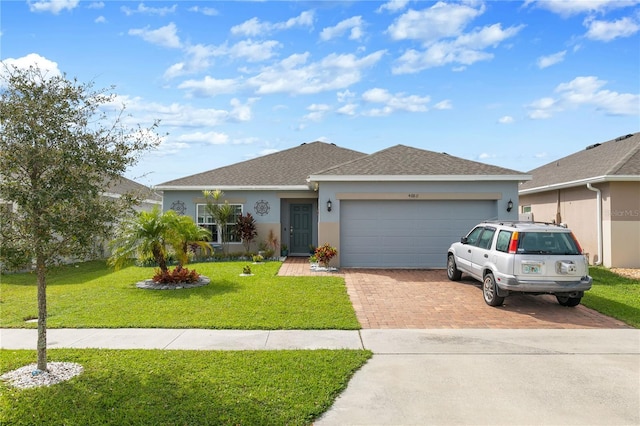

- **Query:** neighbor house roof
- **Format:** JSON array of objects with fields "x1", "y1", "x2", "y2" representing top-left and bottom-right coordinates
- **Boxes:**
[
  {"x1": 310, "y1": 145, "x2": 529, "y2": 182},
  {"x1": 155, "y1": 141, "x2": 366, "y2": 190},
  {"x1": 105, "y1": 177, "x2": 162, "y2": 203},
  {"x1": 519, "y1": 133, "x2": 640, "y2": 194}
]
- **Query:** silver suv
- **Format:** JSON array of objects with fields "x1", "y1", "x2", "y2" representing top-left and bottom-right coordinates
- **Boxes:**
[{"x1": 447, "y1": 221, "x2": 592, "y2": 307}]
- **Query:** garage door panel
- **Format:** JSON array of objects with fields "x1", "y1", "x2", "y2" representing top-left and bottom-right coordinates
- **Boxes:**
[{"x1": 340, "y1": 200, "x2": 495, "y2": 268}]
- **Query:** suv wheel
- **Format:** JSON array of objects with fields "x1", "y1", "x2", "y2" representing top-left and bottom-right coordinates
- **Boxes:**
[
  {"x1": 447, "y1": 255, "x2": 462, "y2": 281},
  {"x1": 556, "y1": 295, "x2": 581, "y2": 307},
  {"x1": 483, "y1": 273, "x2": 505, "y2": 306}
]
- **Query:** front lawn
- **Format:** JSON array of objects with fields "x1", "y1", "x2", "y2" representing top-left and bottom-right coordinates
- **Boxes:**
[
  {"x1": 0, "y1": 261, "x2": 360, "y2": 329},
  {"x1": 0, "y1": 348, "x2": 372, "y2": 425},
  {"x1": 583, "y1": 267, "x2": 640, "y2": 328}
]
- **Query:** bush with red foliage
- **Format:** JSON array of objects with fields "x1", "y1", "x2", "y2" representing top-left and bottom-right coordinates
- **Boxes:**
[{"x1": 153, "y1": 266, "x2": 201, "y2": 284}]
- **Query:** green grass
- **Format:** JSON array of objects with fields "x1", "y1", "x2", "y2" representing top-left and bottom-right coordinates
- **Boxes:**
[
  {"x1": 582, "y1": 267, "x2": 640, "y2": 328},
  {"x1": 0, "y1": 260, "x2": 360, "y2": 329},
  {"x1": 0, "y1": 348, "x2": 372, "y2": 425}
]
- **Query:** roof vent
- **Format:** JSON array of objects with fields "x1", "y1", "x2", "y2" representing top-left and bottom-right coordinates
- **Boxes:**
[
  {"x1": 615, "y1": 134, "x2": 633, "y2": 141},
  {"x1": 585, "y1": 143, "x2": 601, "y2": 150}
]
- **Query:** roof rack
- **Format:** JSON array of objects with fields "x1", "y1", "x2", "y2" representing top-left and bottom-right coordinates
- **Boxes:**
[{"x1": 481, "y1": 220, "x2": 566, "y2": 228}]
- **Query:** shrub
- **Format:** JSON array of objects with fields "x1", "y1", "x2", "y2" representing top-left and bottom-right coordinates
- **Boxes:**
[
  {"x1": 243, "y1": 265, "x2": 252, "y2": 275},
  {"x1": 315, "y1": 243, "x2": 338, "y2": 268},
  {"x1": 153, "y1": 266, "x2": 200, "y2": 284}
]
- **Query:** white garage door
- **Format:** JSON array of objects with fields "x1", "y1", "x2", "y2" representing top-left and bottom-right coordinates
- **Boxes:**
[{"x1": 340, "y1": 200, "x2": 496, "y2": 268}]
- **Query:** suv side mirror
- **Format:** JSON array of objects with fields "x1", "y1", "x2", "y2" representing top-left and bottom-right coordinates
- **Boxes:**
[{"x1": 461, "y1": 237, "x2": 468, "y2": 244}]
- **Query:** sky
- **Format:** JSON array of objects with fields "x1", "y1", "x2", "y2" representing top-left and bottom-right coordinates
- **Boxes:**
[{"x1": 2, "y1": 0, "x2": 639, "y2": 186}]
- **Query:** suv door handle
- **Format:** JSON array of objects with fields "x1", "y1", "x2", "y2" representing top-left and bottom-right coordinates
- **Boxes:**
[{"x1": 484, "y1": 254, "x2": 489, "y2": 258}]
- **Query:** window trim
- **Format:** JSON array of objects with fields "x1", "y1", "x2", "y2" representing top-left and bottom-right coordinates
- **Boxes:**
[{"x1": 195, "y1": 203, "x2": 243, "y2": 244}]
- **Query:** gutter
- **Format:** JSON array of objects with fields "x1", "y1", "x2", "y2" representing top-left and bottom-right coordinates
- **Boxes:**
[{"x1": 586, "y1": 183, "x2": 603, "y2": 266}]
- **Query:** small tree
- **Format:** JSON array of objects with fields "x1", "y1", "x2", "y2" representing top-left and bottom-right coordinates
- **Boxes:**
[
  {"x1": 315, "y1": 243, "x2": 338, "y2": 268},
  {"x1": 164, "y1": 210, "x2": 212, "y2": 267},
  {"x1": 234, "y1": 212, "x2": 258, "y2": 254},
  {"x1": 203, "y1": 189, "x2": 235, "y2": 254},
  {"x1": 0, "y1": 65, "x2": 160, "y2": 371}
]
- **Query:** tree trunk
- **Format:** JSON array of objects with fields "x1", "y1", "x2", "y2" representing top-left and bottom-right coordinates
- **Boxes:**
[{"x1": 36, "y1": 255, "x2": 47, "y2": 372}]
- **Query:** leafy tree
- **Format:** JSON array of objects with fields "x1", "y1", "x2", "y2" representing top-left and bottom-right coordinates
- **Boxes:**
[
  {"x1": 0, "y1": 65, "x2": 160, "y2": 371},
  {"x1": 234, "y1": 212, "x2": 258, "y2": 254}
]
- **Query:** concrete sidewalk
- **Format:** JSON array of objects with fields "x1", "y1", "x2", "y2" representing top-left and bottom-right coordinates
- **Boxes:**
[{"x1": 2, "y1": 328, "x2": 639, "y2": 425}]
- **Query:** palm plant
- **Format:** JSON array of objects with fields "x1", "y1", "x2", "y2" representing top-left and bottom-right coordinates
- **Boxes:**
[
  {"x1": 165, "y1": 211, "x2": 212, "y2": 267},
  {"x1": 203, "y1": 189, "x2": 235, "y2": 254},
  {"x1": 108, "y1": 206, "x2": 171, "y2": 273}
]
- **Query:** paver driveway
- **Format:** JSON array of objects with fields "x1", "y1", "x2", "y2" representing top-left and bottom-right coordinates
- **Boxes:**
[{"x1": 278, "y1": 257, "x2": 630, "y2": 329}]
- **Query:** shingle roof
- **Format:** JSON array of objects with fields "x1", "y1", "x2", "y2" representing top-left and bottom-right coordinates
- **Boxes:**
[
  {"x1": 105, "y1": 177, "x2": 161, "y2": 202},
  {"x1": 156, "y1": 141, "x2": 366, "y2": 188},
  {"x1": 313, "y1": 144, "x2": 526, "y2": 177},
  {"x1": 519, "y1": 132, "x2": 640, "y2": 192}
]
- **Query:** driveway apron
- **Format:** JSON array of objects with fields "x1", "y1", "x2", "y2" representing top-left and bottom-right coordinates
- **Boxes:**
[{"x1": 279, "y1": 257, "x2": 630, "y2": 329}]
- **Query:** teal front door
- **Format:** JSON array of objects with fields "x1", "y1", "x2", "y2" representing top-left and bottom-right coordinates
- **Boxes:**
[{"x1": 290, "y1": 204, "x2": 313, "y2": 254}]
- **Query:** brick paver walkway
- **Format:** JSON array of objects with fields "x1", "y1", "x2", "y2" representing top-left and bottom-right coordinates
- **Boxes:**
[{"x1": 278, "y1": 257, "x2": 631, "y2": 329}]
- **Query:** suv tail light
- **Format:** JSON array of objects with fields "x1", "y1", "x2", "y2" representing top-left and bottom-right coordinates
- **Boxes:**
[
  {"x1": 508, "y1": 231, "x2": 519, "y2": 254},
  {"x1": 570, "y1": 232, "x2": 584, "y2": 254}
]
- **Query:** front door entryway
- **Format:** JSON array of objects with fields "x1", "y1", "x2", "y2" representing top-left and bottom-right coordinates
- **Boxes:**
[{"x1": 290, "y1": 203, "x2": 312, "y2": 255}]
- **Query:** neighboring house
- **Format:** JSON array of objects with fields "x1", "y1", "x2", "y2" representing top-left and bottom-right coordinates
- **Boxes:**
[
  {"x1": 104, "y1": 176, "x2": 162, "y2": 213},
  {"x1": 519, "y1": 133, "x2": 640, "y2": 268},
  {"x1": 156, "y1": 141, "x2": 529, "y2": 268}
]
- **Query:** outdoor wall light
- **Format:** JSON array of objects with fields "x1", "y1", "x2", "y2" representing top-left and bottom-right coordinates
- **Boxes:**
[
  {"x1": 507, "y1": 199, "x2": 513, "y2": 212},
  {"x1": 327, "y1": 199, "x2": 332, "y2": 212}
]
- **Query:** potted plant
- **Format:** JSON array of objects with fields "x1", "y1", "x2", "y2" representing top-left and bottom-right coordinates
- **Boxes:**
[
  {"x1": 280, "y1": 243, "x2": 288, "y2": 257},
  {"x1": 315, "y1": 243, "x2": 338, "y2": 269},
  {"x1": 308, "y1": 254, "x2": 319, "y2": 270}
]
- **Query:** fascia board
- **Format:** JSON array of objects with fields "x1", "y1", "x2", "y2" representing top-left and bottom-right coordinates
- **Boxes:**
[
  {"x1": 518, "y1": 175, "x2": 640, "y2": 195},
  {"x1": 308, "y1": 174, "x2": 531, "y2": 182},
  {"x1": 153, "y1": 185, "x2": 311, "y2": 191}
]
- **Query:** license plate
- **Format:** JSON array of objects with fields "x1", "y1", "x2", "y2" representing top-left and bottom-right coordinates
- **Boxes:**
[{"x1": 522, "y1": 263, "x2": 541, "y2": 274}]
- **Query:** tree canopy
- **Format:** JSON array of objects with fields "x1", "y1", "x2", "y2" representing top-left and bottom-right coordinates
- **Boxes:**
[{"x1": 0, "y1": 65, "x2": 161, "y2": 370}]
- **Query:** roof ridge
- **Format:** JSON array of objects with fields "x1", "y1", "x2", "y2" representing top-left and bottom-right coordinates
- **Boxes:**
[{"x1": 606, "y1": 133, "x2": 640, "y2": 175}]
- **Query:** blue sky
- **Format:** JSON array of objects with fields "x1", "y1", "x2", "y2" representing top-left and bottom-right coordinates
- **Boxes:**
[{"x1": 3, "y1": 0, "x2": 639, "y2": 186}]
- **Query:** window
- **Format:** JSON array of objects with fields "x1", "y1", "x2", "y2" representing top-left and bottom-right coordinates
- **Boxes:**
[
  {"x1": 521, "y1": 205, "x2": 531, "y2": 213},
  {"x1": 465, "y1": 227, "x2": 484, "y2": 246},
  {"x1": 496, "y1": 230, "x2": 512, "y2": 253},
  {"x1": 517, "y1": 232, "x2": 580, "y2": 255},
  {"x1": 477, "y1": 227, "x2": 496, "y2": 250},
  {"x1": 196, "y1": 204, "x2": 243, "y2": 243}
]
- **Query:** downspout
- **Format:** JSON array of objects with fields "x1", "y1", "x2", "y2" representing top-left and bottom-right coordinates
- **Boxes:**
[{"x1": 586, "y1": 183, "x2": 603, "y2": 265}]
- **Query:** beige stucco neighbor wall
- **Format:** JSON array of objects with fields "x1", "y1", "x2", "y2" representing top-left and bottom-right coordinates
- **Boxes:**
[
  {"x1": 520, "y1": 181, "x2": 639, "y2": 268},
  {"x1": 608, "y1": 182, "x2": 640, "y2": 268}
]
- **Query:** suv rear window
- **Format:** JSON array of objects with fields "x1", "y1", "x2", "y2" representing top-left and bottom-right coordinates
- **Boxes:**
[{"x1": 517, "y1": 232, "x2": 581, "y2": 255}]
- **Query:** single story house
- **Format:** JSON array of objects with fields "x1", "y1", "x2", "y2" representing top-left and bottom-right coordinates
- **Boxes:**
[
  {"x1": 519, "y1": 132, "x2": 640, "y2": 268},
  {"x1": 155, "y1": 142, "x2": 530, "y2": 268}
]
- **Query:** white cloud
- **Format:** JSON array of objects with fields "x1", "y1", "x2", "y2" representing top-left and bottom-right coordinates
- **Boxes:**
[
  {"x1": 434, "y1": 100, "x2": 452, "y2": 110},
  {"x1": 176, "y1": 131, "x2": 229, "y2": 145},
  {"x1": 337, "y1": 89, "x2": 356, "y2": 103},
  {"x1": 336, "y1": 103, "x2": 358, "y2": 116},
  {"x1": 527, "y1": 76, "x2": 640, "y2": 118},
  {"x1": 247, "y1": 50, "x2": 385, "y2": 95},
  {"x1": 584, "y1": 16, "x2": 640, "y2": 41},
  {"x1": 303, "y1": 103, "x2": 331, "y2": 122},
  {"x1": 377, "y1": 0, "x2": 410, "y2": 13},
  {"x1": 88, "y1": 2, "x2": 104, "y2": 9},
  {"x1": 188, "y1": 6, "x2": 218, "y2": 16},
  {"x1": 320, "y1": 16, "x2": 365, "y2": 41},
  {"x1": 0, "y1": 53, "x2": 61, "y2": 80},
  {"x1": 229, "y1": 98, "x2": 258, "y2": 122},
  {"x1": 178, "y1": 76, "x2": 239, "y2": 97},
  {"x1": 478, "y1": 152, "x2": 496, "y2": 160},
  {"x1": 393, "y1": 23, "x2": 524, "y2": 73},
  {"x1": 95, "y1": 15, "x2": 106, "y2": 24},
  {"x1": 231, "y1": 11, "x2": 314, "y2": 36},
  {"x1": 387, "y1": 2, "x2": 485, "y2": 44},
  {"x1": 498, "y1": 115, "x2": 514, "y2": 124},
  {"x1": 362, "y1": 88, "x2": 430, "y2": 116},
  {"x1": 526, "y1": 0, "x2": 640, "y2": 17},
  {"x1": 121, "y1": 3, "x2": 177, "y2": 16},
  {"x1": 537, "y1": 50, "x2": 566, "y2": 68},
  {"x1": 228, "y1": 39, "x2": 282, "y2": 62},
  {"x1": 129, "y1": 23, "x2": 181, "y2": 48},
  {"x1": 28, "y1": 0, "x2": 79, "y2": 14}
]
